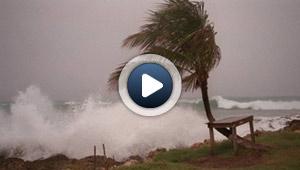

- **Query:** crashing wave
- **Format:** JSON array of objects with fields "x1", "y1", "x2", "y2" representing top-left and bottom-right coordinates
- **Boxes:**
[
  {"x1": 0, "y1": 86, "x2": 208, "y2": 160},
  {"x1": 0, "y1": 86, "x2": 299, "y2": 161}
]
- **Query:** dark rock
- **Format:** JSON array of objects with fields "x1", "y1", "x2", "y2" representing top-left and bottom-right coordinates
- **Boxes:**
[
  {"x1": 44, "y1": 154, "x2": 70, "y2": 161},
  {"x1": 203, "y1": 139, "x2": 210, "y2": 145},
  {"x1": 285, "y1": 120, "x2": 300, "y2": 131},
  {"x1": 81, "y1": 155, "x2": 120, "y2": 168},
  {"x1": 28, "y1": 154, "x2": 71, "y2": 170},
  {"x1": 0, "y1": 158, "x2": 26, "y2": 170},
  {"x1": 191, "y1": 142, "x2": 204, "y2": 149},
  {"x1": 147, "y1": 148, "x2": 167, "y2": 159},
  {"x1": 127, "y1": 155, "x2": 143, "y2": 163},
  {"x1": 122, "y1": 159, "x2": 139, "y2": 166}
]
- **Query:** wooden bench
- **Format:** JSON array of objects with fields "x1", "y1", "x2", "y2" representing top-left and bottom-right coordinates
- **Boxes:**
[{"x1": 207, "y1": 115, "x2": 255, "y2": 154}]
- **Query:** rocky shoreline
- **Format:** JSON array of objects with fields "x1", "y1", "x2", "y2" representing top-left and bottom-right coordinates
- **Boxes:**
[{"x1": 1, "y1": 120, "x2": 300, "y2": 170}]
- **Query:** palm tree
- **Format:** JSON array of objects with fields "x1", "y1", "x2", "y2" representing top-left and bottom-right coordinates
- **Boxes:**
[{"x1": 109, "y1": 0, "x2": 263, "y2": 149}]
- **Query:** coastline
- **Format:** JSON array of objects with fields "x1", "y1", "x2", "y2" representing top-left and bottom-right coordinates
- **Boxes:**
[{"x1": 1, "y1": 119, "x2": 300, "y2": 170}]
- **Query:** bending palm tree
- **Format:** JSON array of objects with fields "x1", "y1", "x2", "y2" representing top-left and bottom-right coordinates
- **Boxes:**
[
  {"x1": 109, "y1": 0, "x2": 263, "y2": 149},
  {"x1": 110, "y1": 0, "x2": 218, "y2": 122}
]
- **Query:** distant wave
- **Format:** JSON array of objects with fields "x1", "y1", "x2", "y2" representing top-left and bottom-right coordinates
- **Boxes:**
[
  {"x1": 179, "y1": 98, "x2": 202, "y2": 104},
  {"x1": 214, "y1": 96, "x2": 300, "y2": 110},
  {"x1": 179, "y1": 96, "x2": 300, "y2": 110}
]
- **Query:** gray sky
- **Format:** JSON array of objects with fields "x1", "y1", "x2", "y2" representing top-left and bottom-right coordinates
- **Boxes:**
[{"x1": 0, "y1": 0, "x2": 300, "y2": 101}]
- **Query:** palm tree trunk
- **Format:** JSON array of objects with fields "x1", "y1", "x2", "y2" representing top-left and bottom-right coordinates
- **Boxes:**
[
  {"x1": 200, "y1": 79, "x2": 231, "y2": 137},
  {"x1": 200, "y1": 79, "x2": 269, "y2": 151},
  {"x1": 200, "y1": 79, "x2": 215, "y2": 122}
]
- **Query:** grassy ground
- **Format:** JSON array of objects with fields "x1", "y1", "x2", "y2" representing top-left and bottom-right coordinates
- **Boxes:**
[{"x1": 116, "y1": 131, "x2": 300, "y2": 170}]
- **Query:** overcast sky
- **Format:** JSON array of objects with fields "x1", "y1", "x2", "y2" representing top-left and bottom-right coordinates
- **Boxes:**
[{"x1": 0, "y1": 0, "x2": 300, "y2": 101}]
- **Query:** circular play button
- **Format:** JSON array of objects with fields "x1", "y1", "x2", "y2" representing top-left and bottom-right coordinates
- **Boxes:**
[
  {"x1": 118, "y1": 54, "x2": 182, "y2": 116},
  {"x1": 127, "y1": 63, "x2": 173, "y2": 108}
]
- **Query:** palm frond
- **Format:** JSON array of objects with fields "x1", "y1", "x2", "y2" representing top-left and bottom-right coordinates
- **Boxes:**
[
  {"x1": 182, "y1": 72, "x2": 200, "y2": 91},
  {"x1": 110, "y1": 0, "x2": 221, "y2": 92},
  {"x1": 147, "y1": 46, "x2": 194, "y2": 72},
  {"x1": 108, "y1": 62, "x2": 127, "y2": 90}
]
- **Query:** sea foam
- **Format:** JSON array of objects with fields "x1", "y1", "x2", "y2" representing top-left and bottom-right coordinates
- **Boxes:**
[
  {"x1": 0, "y1": 86, "x2": 209, "y2": 160},
  {"x1": 214, "y1": 96, "x2": 300, "y2": 110},
  {"x1": 0, "y1": 86, "x2": 299, "y2": 161}
]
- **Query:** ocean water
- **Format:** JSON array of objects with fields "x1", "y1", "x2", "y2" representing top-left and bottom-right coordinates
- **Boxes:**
[{"x1": 0, "y1": 85, "x2": 299, "y2": 161}]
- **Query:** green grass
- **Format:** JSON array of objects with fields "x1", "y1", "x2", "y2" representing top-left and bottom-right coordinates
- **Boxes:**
[
  {"x1": 116, "y1": 162, "x2": 199, "y2": 170},
  {"x1": 153, "y1": 141, "x2": 233, "y2": 163},
  {"x1": 116, "y1": 131, "x2": 300, "y2": 170}
]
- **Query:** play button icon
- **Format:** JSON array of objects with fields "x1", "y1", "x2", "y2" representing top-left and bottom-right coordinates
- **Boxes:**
[
  {"x1": 118, "y1": 54, "x2": 182, "y2": 116},
  {"x1": 127, "y1": 63, "x2": 173, "y2": 108},
  {"x1": 142, "y1": 74, "x2": 163, "y2": 98}
]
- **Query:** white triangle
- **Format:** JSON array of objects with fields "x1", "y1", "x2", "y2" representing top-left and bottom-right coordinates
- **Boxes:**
[{"x1": 142, "y1": 74, "x2": 163, "y2": 98}]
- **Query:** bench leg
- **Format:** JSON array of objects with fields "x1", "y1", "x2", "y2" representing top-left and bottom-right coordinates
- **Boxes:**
[
  {"x1": 230, "y1": 128, "x2": 233, "y2": 144},
  {"x1": 232, "y1": 127, "x2": 238, "y2": 154},
  {"x1": 249, "y1": 121, "x2": 255, "y2": 143},
  {"x1": 209, "y1": 126, "x2": 215, "y2": 155}
]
